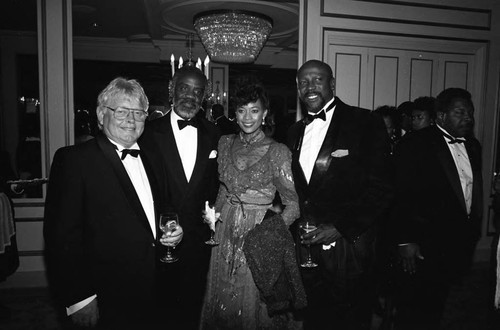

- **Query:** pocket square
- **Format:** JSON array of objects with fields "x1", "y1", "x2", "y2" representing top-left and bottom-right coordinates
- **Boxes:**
[
  {"x1": 209, "y1": 150, "x2": 217, "y2": 159},
  {"x1": 331, "y1": 149, "x2": 349, "y2": 158}
]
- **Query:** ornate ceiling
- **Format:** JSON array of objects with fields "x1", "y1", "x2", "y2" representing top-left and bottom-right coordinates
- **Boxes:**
[{"x1": 70, "y1": 0, "x2": 299, "y2": 51}]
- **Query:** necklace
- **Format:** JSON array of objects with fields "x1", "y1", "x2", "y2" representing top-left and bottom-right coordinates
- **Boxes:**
[{"x1": 239, "y1": 129, "x2": 265, "y2": 148}]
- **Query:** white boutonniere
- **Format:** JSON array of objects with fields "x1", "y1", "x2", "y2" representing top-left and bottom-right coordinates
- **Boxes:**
[
  {"x1": 331, "y1": 149, "x2": 349, "y2": 158},
  {"x1": 208, "y1": 150, "x2": 217, "y2": 159}
]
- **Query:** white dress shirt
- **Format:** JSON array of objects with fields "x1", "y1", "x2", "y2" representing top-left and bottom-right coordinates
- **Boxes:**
[
  {"x1": 67, "y1": 139, "x2": 156, "y2": 315},
  {"x1": 299, "y1": 97, "x2": 338, "y2": 250},
  {"x1": 170, "y1": 110, "x2": 198, "y2": 182},
  {"x1": 299, "y1": 97, "x2": 336, "y2": 183},
  {"x1": 436, "y1": 125, "x2": 473, "y2": 214}
]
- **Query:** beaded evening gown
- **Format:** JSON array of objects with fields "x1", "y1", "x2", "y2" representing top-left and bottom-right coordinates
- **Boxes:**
[{"x1": 200, "y1": 130, "x2": 300, "y2": 329}]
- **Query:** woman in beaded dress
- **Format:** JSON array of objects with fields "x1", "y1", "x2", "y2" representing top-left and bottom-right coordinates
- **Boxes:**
[{"x1": 200, "y1": 77, "x2": 301, "y2": 329}]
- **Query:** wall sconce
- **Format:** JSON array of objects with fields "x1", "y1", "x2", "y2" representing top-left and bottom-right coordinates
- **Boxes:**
[{"x1": 211, "y1": 81, "x2": 227, "y2": 105}]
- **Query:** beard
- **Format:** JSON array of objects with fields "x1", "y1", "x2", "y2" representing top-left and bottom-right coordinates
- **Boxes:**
[{"x1": 173, "y1": 98, "x2": 200, "y2": 119}]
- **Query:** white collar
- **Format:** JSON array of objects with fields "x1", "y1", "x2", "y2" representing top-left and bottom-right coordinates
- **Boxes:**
[
  {"x1": 107, "y1": 138, "x2": 139, "y2": 151},
  {"x1": 307, "y1": 97, "x2": 336, "y2": 116}
]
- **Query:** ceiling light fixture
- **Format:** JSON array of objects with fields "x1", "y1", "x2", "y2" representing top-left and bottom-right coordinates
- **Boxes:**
[{"x1": 193, "y1": 10, "x2": 273, "y2": 64}]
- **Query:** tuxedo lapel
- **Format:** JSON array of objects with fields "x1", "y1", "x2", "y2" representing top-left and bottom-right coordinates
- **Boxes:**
[
  {"x1": 96, "y1": 134, "x2": 154, "y2": 237},
  {"x1": 431, "y1": 127, "x2": 467, "y2": 213},
  {"x1": 154, "y1": 112, "x2": 189, "y2": 196},
  {"x1": 138, "y1": 150, "x2": 160, "y2": 233},
  {"x1": 186, "y1": 121, "x2": 211, "y2": 193},
  {"x1": 465, "y1": 139, "x2": 483, "y2": 218},
  {"x1": 308, "y1": 101, "x2": 343, "y2": 191}
]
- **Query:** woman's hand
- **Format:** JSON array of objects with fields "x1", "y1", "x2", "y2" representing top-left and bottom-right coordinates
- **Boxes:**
[
  {"x1": 203, "y1": 201, "x2": 221, "y2": 226},
  {"x1": 202, "y1": 210, "x2": 211, "y2": 225}
]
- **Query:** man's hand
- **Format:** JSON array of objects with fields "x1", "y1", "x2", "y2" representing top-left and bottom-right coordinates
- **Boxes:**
[
  {"x1": 398, "y1": 243, "x2": 424, "y2": 274},
  {"x1": 159, "y1": 224, "x2": 183, "y2": 246},
  {"x1": 70, "y1": 298, "x2": 99, "y2": 327},
  {"x1": 301, "y1": 223, "x2": 342, "y2": 246}
]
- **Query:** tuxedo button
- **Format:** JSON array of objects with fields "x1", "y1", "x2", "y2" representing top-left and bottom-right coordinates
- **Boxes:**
[
  {"x1": 304, "y1": 200, "x2": 309, "y2": 206},
  {"x1": 151, "y1": 243, "x2": 155, "y2": 247}
]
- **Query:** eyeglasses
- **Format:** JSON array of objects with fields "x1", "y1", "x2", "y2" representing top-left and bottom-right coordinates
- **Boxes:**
[{"x1": 104, "y1": 106, "x2": 148, "y2": 122}]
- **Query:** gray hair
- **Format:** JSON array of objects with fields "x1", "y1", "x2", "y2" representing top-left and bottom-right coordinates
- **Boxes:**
[{"x1": 97, "y1": 77, "x2": 149, "y2": 111}]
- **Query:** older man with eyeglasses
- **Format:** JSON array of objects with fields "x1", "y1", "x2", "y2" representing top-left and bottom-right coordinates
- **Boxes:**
[{"x1": 44, "y1": 77, "x2": 182, "y2": 329}]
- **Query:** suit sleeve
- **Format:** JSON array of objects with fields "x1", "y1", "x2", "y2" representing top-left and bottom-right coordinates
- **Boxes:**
[
  {"x1": 43, "y1": 148, "x2": 96, "y2": 307},
  {"x1": 390, "y1": 134, "x2": 426, "y2": 244}
]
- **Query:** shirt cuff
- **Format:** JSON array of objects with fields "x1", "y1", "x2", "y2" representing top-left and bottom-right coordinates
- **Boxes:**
[
  {"x1": 322, "y1": 242, "x2": 336, "y2": 250},
  {"x1": 66, "y1": 295, "x2": 97, "y2": 315}
]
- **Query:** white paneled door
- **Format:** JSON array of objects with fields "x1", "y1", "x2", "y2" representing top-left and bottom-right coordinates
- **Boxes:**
[{"x1": 324, "y1": 31, "x2": 486, "y2": 138}]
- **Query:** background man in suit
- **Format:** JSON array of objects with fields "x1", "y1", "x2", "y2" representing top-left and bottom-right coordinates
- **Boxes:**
[
  {"x1": 392, "y1": 88, "x2": 482, "y2": 328},
  {"x1": 211, "y1": 103, "x2": 239, "y2": 136},
  {"x1": 287, "y1": 60, "x2": 393, "y2": 329},
  {"x1": 140, "y1": 64, "x2": 220, "y2": 329},
  {"x1": 43, "y1": 77, "x2": 182, "y2": 329}
]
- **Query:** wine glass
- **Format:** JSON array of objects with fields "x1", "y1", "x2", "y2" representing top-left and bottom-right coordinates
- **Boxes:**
[
  {"x1": 159, "y1": 212, "x2": 180, "y2": 263},
  {"x1": 299, "y1": 221, "x2": 318, "y2": 268}
]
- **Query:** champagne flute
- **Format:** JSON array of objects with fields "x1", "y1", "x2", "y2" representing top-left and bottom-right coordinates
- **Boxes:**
[
  {"x1": 205, "y1": 229, "x2": 219, "y2": 246},
  {"x1": 159, "y1": 212, "x2": 180, "y2": 263},
  {"x1": 204, "y1": 201, "x2": 219, "y2": 246},
  {"x1": 300, "y1": 221, "x2": 318, "y2": 268}
]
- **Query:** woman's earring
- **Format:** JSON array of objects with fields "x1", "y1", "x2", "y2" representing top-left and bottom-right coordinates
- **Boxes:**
[{"x1": 262, "y1": 117, "x2": 266, "y2": 126}]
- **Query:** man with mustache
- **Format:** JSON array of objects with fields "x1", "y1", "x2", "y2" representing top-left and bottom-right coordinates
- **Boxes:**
[
  {"x1": 392, "y1": 88, "x2": 482, "y2": 328},
  {"x1": 287, "y1": 60, "x2": 393, "y2": 329},
  {"x1": 140, "y1": 65, "x2": 220, "y2": 329}
]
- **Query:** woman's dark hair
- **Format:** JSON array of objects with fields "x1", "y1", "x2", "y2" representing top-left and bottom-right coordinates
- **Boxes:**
[
  {"x1": 373, "y1": 105, "x2": 396, "y2": 118},
  {"x1": 374, "y1": 105, "x2": 402, "y2": 141},
  {"x1": 413, "y1": 96, "x2": 437, "y2": 119},
  {"x1": 230, "y1": 74, "x2": 270, "y2": 112}
]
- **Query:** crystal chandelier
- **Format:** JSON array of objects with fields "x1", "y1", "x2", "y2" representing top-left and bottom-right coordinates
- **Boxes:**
[{"x1": 193, "y1": 10, "x2": 273, "y2": 64}]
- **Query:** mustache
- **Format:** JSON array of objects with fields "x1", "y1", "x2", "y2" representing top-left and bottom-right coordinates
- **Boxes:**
[
  {"x1": 304, "y1": 92, "x2": 320, "y2": 98},
  {"x1": 177, "y1": 99, "x2": 198, "y2": 108}
]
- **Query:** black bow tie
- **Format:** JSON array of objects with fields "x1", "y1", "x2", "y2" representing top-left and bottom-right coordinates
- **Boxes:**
[
  {"x1": 305, "y1": 111, "x2": 326, "y2": 125},
  {"x1": 303, "y1": 98, "x2": 337, "y2": 126},
  {"x1": 121, "y1": 149, "x2": 140, "y2": 160},
  {"x1": 178, "y1": 119, "x2": 198, "y2": 130},
  {"x1": 442, "y1": 131, "x2": 465, "y2": 144}
]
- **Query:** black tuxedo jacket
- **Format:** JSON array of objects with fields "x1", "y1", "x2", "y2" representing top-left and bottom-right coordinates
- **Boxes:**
[
  {"x1": 215, "y1": 115, "x2": 239, "y2": 136},
  {"x1": 287, "y1": 98, "x2": 392, "y2": 282},
  {"x1": 43, "y1": 133, "x2": 168, "y2": 323},
  {"x1": 392, "y1": 125, "x2": 482, "y2": 276},
  {"x1": 139, "y1": 110, "x2": 220, "y2": 323},
  {"x1": 287, "y1": 98, "x2": 393, "y2": 241},
  {"x1": 140, "y1": 111, "x2": 220, "y2": 256}
]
